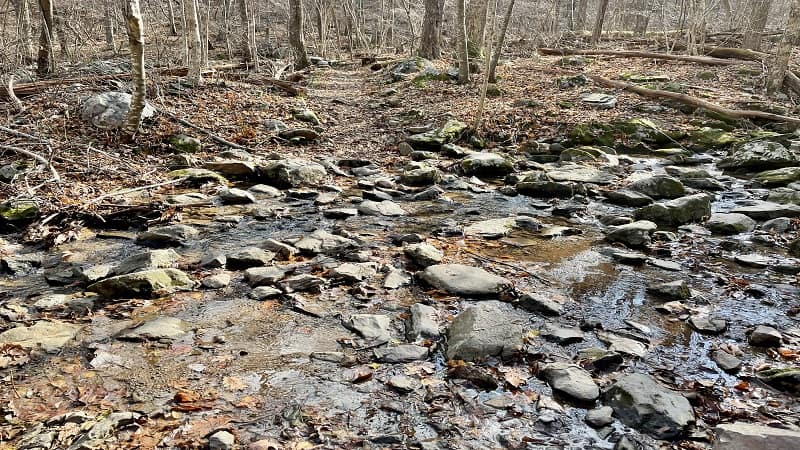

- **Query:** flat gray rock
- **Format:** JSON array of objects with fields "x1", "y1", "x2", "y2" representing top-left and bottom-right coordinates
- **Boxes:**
[
  {"x1": 446, "y1": 301, "x2": 527, "y2": 361},
  {"x1": 540, "y1": 362, "x2": 599, "y2": 402},
  {"x1": 0, "y1": 321, "x2": 82, "y2": 353},
  {"x1": 713, "y1": 422, "x2": 800, "y2": 450},
  {"x1": 118, "y1": 317, "x2": 189, "y2": 341},
  {"x1": 420, "y1": 264, "x2": 512, "y2": 296}
]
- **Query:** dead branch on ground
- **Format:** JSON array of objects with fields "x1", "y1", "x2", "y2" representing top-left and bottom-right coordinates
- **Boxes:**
[
  {"x1": 539, "y1": 48, "x2": 760, "y2": 66},
  {"x1": 0, "y1": 144, "x2": 61, "y2": 183}
]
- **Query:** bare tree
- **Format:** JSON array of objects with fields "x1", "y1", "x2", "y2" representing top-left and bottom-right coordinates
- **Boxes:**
[
  {"x1": 591, "y1": 0, "x2": 609, "y2": 44},
  {"x1": 466, "y1": 0, "x2": 489, "y2": 58},
  {"x1": 419, "y1": 0, "x2": 445, "y2": 59},
  {"x1": 489, "y1": 0, "x2": 515, "y2": 83},
  {"x1": 686, "y1": 0, "x2": 706, "y2": 55},
  {"x1": 104, "y1": 0, "x2": 115, "y2": 51},
  {"x1": 742, "y1": 0, "x2": 772, "y2": 51},
  {"x1": 574, "y1": 0, "x2": 588, "y2": 31},
  {"x1": 766, "y1": 0, "x2": 800, "y2": 96},
  {"x1": 184, "y1": 0, "x2": 203, "y2": 84},
  {"x1": 122, "y1": 0, "x2": 146, "y2": 137},
  {"x1": 12, "y1": 0, "x2": 34, "y2": 62},
  {"x1": 167, "y1": 0, "x2": 178, "y2": 36},
  {"x1": 289, "y1": 0, "x2": 310, "y2": 69},
  {"x1": 456, "y1": 0, "x2": 470, "y2": 83},
  {"x1": 36, "y1": 0, "x2": 55, "y2": 76}
]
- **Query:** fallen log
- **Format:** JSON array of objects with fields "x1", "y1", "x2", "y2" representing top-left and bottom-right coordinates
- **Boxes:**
[
  {"x1": 585, "y1": 73, "x2": 800, "y2": 126},
  {"x1": 784, "y1": 71, "x2": 800, "y2": 96},
  {"x1": 539, "y1": 48, "x2": 760, "y2": 66},
  {"x1": 220, "y1": 73, "x2": 306, "y2": 96},
  {"x1": 0, "y1": 63, "x2": 248, "y2": 99}
]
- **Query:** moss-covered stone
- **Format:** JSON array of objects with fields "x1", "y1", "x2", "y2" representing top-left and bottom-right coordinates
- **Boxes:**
[
  {"x1": 167, "y1": 134, "x2": 201, "y2": 153},
  {"x1": 754, "y1": 167, "x2": 800, "y2": 186},
  {"x1": 87, "y1": 268, "x2": 196, "y2": 299},
  {"x1": 168, "y1": 168, "x2": 228, "y2": 185},
  {"x1": 689, "y1": 127, "x2": 741, "y2": 150},
  {"x1": 0, "y1": 200, "x2": 39, "y2": 222}
]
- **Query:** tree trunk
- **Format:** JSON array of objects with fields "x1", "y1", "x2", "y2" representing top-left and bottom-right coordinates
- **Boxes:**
[
  {"x1": 37, "y1": 0, "x2": 55, "y2": 76},
  {"x1": 766, "y1": 0, "x2": 800, "y2": 96},
  {"x1": 418, "y1": 0, "x2": 444, "y2": 59},
  {"x1": 456, "y1": 0, "x2": 470, "y2": 83},
  {"x1": 122, "y1": 0, "x2": 146, "y2": 137},
  {"x1": 686, "y1": 0, "x2": 706, "y2": 55},
  {"x1": 591, "y1": 0, "x2": 609, "y2": 44},
  {"x1": 104, "y1": 0, "x2": 115, "y2": 51},
  {"x1": 184, "y1": 0, "x2": 203, "y2": 84},
  {"x1": 466, "y1": 0, "x2": 489, "y2": 58},
  {"x1": 167, "y1": 0, "x2": 178, "y2": 36},
  {"x1": 53, "y1": 6, "x2": 69, "y2": 58},
  {"x1": 742, "y1": 0, "x2": 772, "y2": 51},
  {"x1": 574, "y1": 0, "x2": 588, "y2": 31},
  {"x1": 488, "y1": 0, "x2": 514, "y2": 83},
  {"x1": 238, "y1": 0, "x2": 253, "y2": 62},
  {"x1": 289, "y1": 0, "x2": 310, "y2": 69},
  {"x1": 13, "y1": 0, "x2": 34, "y2": 62}
]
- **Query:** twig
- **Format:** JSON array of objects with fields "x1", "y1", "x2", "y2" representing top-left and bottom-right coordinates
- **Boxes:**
[
  {"x1": 85, "y1": 177, "x2": 188, "y2": 206},
  {"x1": 160, "y1": 109, "x2": 257, "y2": 151},
  {"x1": 0, "y1": 144, "x2": 61, "y2": 183}
]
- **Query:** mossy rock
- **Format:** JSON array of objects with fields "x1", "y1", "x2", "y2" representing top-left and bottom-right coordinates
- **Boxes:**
[
  {"x1": 168, "y1": 168, "x2": 229, "y2": 185},
  {"x1": 569, "y1": 123, "x2": 615, "y2": 147},
  {"x1": 753, "y1": 167, "x2": 800, "y2": 186},
  {"x1": 697, "y1": 71, "x2": 716, "y2": 80},
  {"x1": 167, "y1": 134, "x2": 201, "y2": 153},
  {"x1": 689, "y1": 127, "x2": 742, "y2": 150},
  {"x1": 0, "y1": 199, "x2": 39, "y2": 222}
]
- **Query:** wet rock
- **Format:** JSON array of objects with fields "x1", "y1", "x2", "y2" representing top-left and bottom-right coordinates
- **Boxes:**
[
  {"x1": 245, "y1": 267, "x2": 287, "y2": 287},
  {"x1": 88, "y1": 268, "x2": 195, "y2": 298},
  {"x1": 119, "y1": 317, "x2": 189, "y2": 341},
  {"x1": 578, "y1": 348, "x2": 624, "y2": 371},
  {"x1": 517, "y1": 292, "x2": 564, "y2": 316},
  {"x1": 202, "y1": 273, "x2": 231, "y2": 289},
  {"x1": 322, "y1": 208, "x2": 358, "y2": 221},
  {"x1": 407, "y1": 303, "x2": 439, "y2": 340},
  {"x1": 200, "y1": 252, "x2": 226, "y2": 269},
  {"x1": 611, "y1": 251, "x2": 648, "y2": 265},
  {"x1": 606, "y1": 189, "x2": 654, "y2": 207},
  {"x1": 399, "y1": 163, "x2": 442, "y2": 186},
  {"x1": 412, "y1": 185, "x2": 445, "y2": 201},
  {"x1": 749, "y1": 325, "x2": 782, "y2": 347},
  {"x1": 358, "y1": 200, "x2": 407, "y2": 216},
  {"x1": 208, "y1": 430, "x2": 235, "y2": 450},
  {"x1": 540, "y1": 362, "x2": 599, "y2": 402},
  {"x1": 711, "y1": 350, "x2": 742, "y2": 373},
  {"x1": 664, "y1": 165, "x2": 711, "y2": 179},
  {"x1": 732, "y1": 201, "x2": 800, "y2": 220},
  {"x1": 516, "y1": 180, "x2": 580, "y2": 198},
  {"x1": 688, "y1": 316, "x2": 727, "y2": 335},
  {"x1": 461, "y1": 153, "x2": 515, "y2": 178},
  {"x1": 384, "y1": 268, "x2": 411, "y2": 289},
  {"x1": 754, "y1": 166, "x2": 800, "y2": 186},
  {"x1": 719, "y1": 140, "x2": 800, "y2": 171},
  {"x1": 734, "y1": 253, "x2": 770, "y2": 268},
  {"x1": 605, "y1": 220, "x2": 658, "y2": 247},
  {"x1": 279, "y1": 274, "x2": 325, "y2": 292},
  {"x1": 767, "y1": 187, "x2": 800, "y2": 205},
  {"x1": 404, "y1": 243, "x2": 443, "y2": 267},
  {"x1": 629, "y1": 176, "x2": 686, "y2": 199},
  {"x1": 374, "y1": 344, "x2": 429, "y2": 363},
  {"x1": 604, "y1": 373, "x2": 695, "y2": 439},
  {"x1": 226, "y1": 247, "x2": 275, "y2": 269},
  {"x1": 115, "y1": 249, "x2": 180, "y2": 275},
  {"x1": 597, "y1": 331, "x2": 648, "y2": 357},
  {"x1": 0, "y1": 320, "x2": 81, "y2": 352},
  {"x1": 762, "y1": 217, "x2": 793, "y2": 233},
  {"x1": 585, "y1": 406, "x2": 614, "y2": 427},
  {"x1": 330, "y1": 262, "x2": 378, "y2": 282},
  {"x1": 635, "y1": 193, "x2": 712, "y2": 226},
  {"x1": 464, "y1": 217, "x2": 518, "y2": 239},
  {"x1": 446, "y1": 301, "x2": 527, "y2": 361},
  {"x1": 755, "y1": 367, "x2": 800, "y2": 395},
  {"x1": 251, "y1": 286, "x2": 282, "y2": 300},
  {"x1": 344, "y1": 314, "x2": 392, "y2": 342},
  {"x1": 257, "y1": 159, "x2": 327, "y2": 187},
  {"x1": 648, "y1": 258, "x2": 682, "y2": 271},
  {"x1": 136, "y1": 224, "x2": 199, "y2": 247},
  {"x1": 420, "y1": 264, "x2": 512, "y2": 296},
  {"x1": 81, "y1": 91, "x2": 155, "y2": 129},
  {"x1": 647, "y1": 279, "x2": 691, "y2": 300},
  {"x1": 295, "y1": 229, "x2": 358, "y2": 255},
  {"x1": 547, "y1": 164, "x2": 616, "y2": 184},
  {"x1": 706, "y1": 213, "x2": 757, "y2": 235},
  {"x1": 541, "y1": 324, "x2": 584, "y2": 344},
  {"x1": 713, "y1": 422, "x2": 800, "y2": 450},
  {"x1": 167, "y1": 134, "x2": 201, "y2": 153},
  {"x1": 218, "y1": 187, "x2": 256, "y2": 204}
]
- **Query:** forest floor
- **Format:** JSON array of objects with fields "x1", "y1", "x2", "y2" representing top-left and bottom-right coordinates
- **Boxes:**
[{"x1": 1, "y1": 52, "x2": 799, "y2": 449}]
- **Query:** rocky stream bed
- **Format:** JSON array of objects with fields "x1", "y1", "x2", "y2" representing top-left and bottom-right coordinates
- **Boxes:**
[{"x1": 2, "y1": 62, "x2": 800, "y2": 450}]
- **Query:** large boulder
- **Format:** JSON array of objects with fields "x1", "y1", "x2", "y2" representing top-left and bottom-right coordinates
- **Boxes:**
[
  {"x1": 718, "y1": 140, "x2": 800, "y2": 171},
  {"x1": 87, "y1": 268, "x2": 195, "y2": 298},
  {"x1": 257, "y1": 159, "x2": 326, "y2": 187},
  {"x1": 461, "y1": 153, "x2": 515, "y2": 178},
  {"x1": 81, "y1": 91, "x2": 155, "y2": 129},
  {"x1": 420, "y1": 264, "x2": 512, "y2": 296},
  {"x1": 635, "y1": 193, "x2": 712, "y2": 226},
  {"x1": 713, "y1": 422, "x2": 800, "y2": 450},
  {"x1": 628, "y1": 176, "x2": 686, "y2": 199},
  {"x1": 399, "y1": 162, "x2": 442, "y2": 186},
  {"x1": 389, "y1": 57, "x2": 440, "y2": 82},
  {"x1": 446, "y1": 301, "x2": 527, "y2": 361},
  {"x1": 604, "y1": 373, "x2": 695, "y2": 440}
]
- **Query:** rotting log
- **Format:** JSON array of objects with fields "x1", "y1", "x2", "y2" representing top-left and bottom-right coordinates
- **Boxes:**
[{"x1": 538, "y1": 48, "x2": 760, "y2": 66}]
